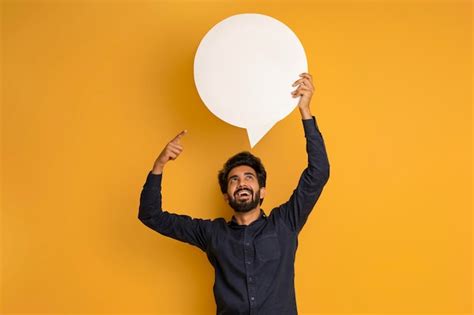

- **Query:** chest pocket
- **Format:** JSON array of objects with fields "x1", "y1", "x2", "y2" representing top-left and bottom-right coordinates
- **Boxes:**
[{"x1": 255, "y1": 233, "x2": 281, "y2": 262}]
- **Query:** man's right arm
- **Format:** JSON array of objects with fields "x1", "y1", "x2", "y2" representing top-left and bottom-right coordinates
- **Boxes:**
[
  {"x1": 138, "y1": 171, "x2": 211, "y2": 251},
  {"x1": 138, "y1": 130, "x2": 211, "y2": 252}
]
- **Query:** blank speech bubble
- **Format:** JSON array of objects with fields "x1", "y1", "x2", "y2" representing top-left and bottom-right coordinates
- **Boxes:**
[{"x1": 193, "y1": 13, "x2": 307, "y2": 147}]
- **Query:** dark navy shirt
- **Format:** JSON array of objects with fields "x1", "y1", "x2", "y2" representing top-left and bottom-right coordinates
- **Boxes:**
[{"x1": 138, "y1": 117, "x2": 330, "y2": 314}]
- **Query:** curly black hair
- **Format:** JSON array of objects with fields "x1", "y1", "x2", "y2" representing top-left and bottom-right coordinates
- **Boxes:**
[{"x1": 218, "y1": 151, "x2": 267, "y2": 194}]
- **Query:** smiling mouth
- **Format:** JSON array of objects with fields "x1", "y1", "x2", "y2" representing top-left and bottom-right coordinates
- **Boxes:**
[{"x1": 235, "y1": 188, "x2": 252, "y2": 199}]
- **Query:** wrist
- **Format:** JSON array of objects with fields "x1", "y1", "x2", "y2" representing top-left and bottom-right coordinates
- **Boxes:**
[
  {"x1": 152, "y1": 162, "x2": 165, "y2": 175},
  {"x1": 299, "y1": 107, "x2": 312, "y2": 120}
]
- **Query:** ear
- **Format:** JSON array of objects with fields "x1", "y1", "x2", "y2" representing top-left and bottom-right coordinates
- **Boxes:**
[
  {"x1": 223, "y1": 193, "x2": 229, "y2": 203},
  {"x1": 259, "y1": 187, "x2": 266, "y2": 200}
]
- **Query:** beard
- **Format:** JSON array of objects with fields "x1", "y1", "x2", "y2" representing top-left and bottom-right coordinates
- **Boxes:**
[{"x1": 228, "y1": 188, "x2": 261, "y2": 213}]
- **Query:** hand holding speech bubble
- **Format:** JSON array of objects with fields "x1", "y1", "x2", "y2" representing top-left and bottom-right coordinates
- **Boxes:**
[{"x1": 193, "y1": 13, "x2": 308, "y2": 147}]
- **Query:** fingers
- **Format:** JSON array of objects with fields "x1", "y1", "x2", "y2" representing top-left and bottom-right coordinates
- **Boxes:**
[
  {"x1": 292, "y1": 73, "x2": 313, "y2": 96},
  {"x1": 291, "y1": 86, "x2": 312, "y2": 98},
  {"x1": 292, "y1": 73, "x2": 313, "y2": 85},
  {"x1": 168, "y1": 141, "x2": 183, "y2": 151},
  {"x1": 291, "y1": 73, "x2": 314, "y2": 97},
  {"x1": 164, "y1": 142, "x2": 183, "y2": 161},
  {"x1": 292, "y1": 78, "x2": 313, "y2": 89},
  {"x1": 153, "y1": 130, "x2": 187, "y2": 172},
  {"x1": 164, "y1": 130, "x2": 186, "y2": 160},
  {"x1": 299, "y1": 72, "x2": 312, "y2": 80},
  {"x1": 171, "y1": 129, "x2": 187, "y2": 144},
  {"x1": 292, "y1": 74, "x2": 314, "y2": 88},
  {"x1": 168, "y1": 140, "x2": 183, "y2": 152},
  {"x1": 291, "y1": 80, "x2": 313, "y2": 95},
  {"x1": 167, "y1": 148, "x2": 182, "y2": 160}
]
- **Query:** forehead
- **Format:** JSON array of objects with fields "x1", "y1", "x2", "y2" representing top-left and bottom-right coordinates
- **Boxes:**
[{"x1": 227, "y1": 165, "x2": 257, "y2": 178}]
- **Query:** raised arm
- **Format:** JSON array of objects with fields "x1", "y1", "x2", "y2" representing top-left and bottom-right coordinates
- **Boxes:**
[
  {"x1": 272, "y1": 73, "x2": 330, "y2": 232},
  {"x1": 138, "y1": 130, "x2": 211, "y2": 251}
]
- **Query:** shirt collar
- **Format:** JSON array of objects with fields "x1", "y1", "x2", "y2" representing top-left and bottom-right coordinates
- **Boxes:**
[{"x1": 228, "y1": 209, "x2": 267, "y2": 227}]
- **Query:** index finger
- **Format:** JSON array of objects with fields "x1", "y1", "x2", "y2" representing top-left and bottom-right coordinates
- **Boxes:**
[{"x1": 171, "y1": 129, "x2": 187, "y2": 143}]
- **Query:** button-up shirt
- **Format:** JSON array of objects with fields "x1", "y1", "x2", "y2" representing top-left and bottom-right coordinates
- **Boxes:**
[{"x1": 138, "y1": 117, "x2": 330, "y2": 314}]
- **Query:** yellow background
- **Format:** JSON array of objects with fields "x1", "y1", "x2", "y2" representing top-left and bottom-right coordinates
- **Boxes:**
[{"x1": 1, "y1": 0, "x2": 471, "y2": 314}]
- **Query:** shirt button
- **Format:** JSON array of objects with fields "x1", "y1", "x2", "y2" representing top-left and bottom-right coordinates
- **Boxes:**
[
  {"x1": 246, "y1": 261, "x2": 251, "y2": 265},
  {"x1": 250, "y1": 296, "x2": 255, "y2": 301},
  {"x1": 245, "y1": 242, "x2": 250, "y2": 246},
  {"x1": 248, "y1": 277, "x2": 253, "y2": 282}
]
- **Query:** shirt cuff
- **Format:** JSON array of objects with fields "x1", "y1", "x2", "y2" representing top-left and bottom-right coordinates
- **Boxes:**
[
  {"x1": 302, "y1": 116, "x2": 320, "y2": 136},
  {"x1": 146, "y1": 171, "x2": 162, "y2": 187}
]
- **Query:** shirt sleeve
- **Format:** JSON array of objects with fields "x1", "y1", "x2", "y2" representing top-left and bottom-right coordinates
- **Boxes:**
[
  {"x1": 271, "y1": 116, "x2": 330, "y2": 233},
  {"x1": 138, "y1": 172, "x2": 212, "y2": 252}
]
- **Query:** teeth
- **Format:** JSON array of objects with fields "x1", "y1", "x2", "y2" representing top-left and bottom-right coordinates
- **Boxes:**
[{"x1": 237, "y1": 190, "x2": 251, "y2": 197}]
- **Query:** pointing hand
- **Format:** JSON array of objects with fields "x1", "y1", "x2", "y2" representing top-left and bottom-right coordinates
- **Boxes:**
[{"x1": 152, "y1": 130, "x2": 187, "y2": 174}]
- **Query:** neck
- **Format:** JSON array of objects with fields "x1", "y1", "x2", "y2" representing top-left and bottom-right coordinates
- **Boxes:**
[{"x1": 233, "y1": 207, "x2": 261, "y2": 226}]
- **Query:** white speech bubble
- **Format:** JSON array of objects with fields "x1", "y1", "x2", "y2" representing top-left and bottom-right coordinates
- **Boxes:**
[{"x1": 193, "y1": 13, "x2": 308, "y2": 147}]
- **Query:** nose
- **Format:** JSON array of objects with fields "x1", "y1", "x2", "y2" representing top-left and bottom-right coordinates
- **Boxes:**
[{"x1": 236, "y1": 183, "x2": 250, "y2": 191}]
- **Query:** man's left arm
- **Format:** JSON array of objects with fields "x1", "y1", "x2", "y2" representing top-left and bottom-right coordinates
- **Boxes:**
[
  {"x1": 273, "y1": 116, "x2": 330, "y2": 232},
  {"x1": 272, "y1": 73, "x2": 330, "y2": 232}
]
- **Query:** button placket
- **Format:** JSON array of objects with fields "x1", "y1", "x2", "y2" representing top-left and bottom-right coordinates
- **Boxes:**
[{"x1": 243, "y1": 228, "x2": 257, "y2": 310}]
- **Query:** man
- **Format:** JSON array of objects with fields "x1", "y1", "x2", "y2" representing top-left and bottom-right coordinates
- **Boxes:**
[{"x1": 138, "y1": 73, "x2": 330, "y2": 314}]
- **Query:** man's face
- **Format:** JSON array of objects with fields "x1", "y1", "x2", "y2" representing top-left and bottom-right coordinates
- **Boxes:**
[{"x1": 224, "y1": 165, "x2": 266, "y2": 213}]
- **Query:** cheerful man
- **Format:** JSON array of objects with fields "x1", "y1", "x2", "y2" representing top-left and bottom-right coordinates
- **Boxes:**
[{"x1": 138, "y1": 73, "x2": 330, "y2": 314}]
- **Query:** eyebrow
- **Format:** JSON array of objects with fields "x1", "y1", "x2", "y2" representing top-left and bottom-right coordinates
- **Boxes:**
[{"x1": 228, "y1": 172, "x2": 256, "y2": 179}]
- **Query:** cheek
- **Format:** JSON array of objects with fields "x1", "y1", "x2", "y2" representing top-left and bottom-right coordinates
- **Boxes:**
[{"x1": 227, "y1": 183, "x2": 235, "y2": 195}]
